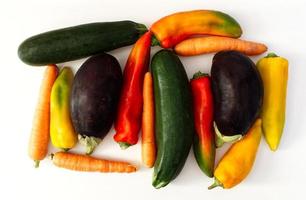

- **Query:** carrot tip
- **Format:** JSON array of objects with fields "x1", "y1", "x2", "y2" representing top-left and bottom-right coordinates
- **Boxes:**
[{"x1": 34, "y1": 160, "x2": 40, "y2": 168}]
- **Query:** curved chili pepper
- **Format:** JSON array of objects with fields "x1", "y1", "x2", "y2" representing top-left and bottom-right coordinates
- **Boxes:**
[
  {"x1": 190, "y1": 72, "x2": 215, "y2": 177},
  {"x1": 150, "y1": 10, "x2": 242, "y2": 48},
  {"x1": 209, "y1": 119, "x2": 262, "y2": 189},
  {"x1": 114, "y1": 31, "x2": 152, "y2": 149}
]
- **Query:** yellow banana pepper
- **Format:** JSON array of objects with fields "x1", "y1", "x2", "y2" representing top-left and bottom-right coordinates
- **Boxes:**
[
  {"x1": 208, "y1": 119, "x2": 262, "y2": 189},
  {"x1": 50, "y1": 67, "x2": 77, "y2": 150},
  {"x1": 256, "y1": 53, "x2": 288, "y2": 151}
]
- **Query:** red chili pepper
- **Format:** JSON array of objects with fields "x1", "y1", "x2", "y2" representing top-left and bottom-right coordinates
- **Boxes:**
[
  {"x1": 114, "y1": 31, "x2": 152, "y2": 149},
  {"x1": 190, "y1": 72, "x2": 215, "y2": 177}
]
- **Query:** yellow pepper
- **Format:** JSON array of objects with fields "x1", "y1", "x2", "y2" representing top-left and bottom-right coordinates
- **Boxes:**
[
  {"x1": 50, "y1": 67, "x2": 77, "y2": 150},
  {"x1": 208, "y1": 119, "x2": 262, "y2": 189},
  {"x1": 256, "y1": 53, "x2": 288, "y2": 151}
]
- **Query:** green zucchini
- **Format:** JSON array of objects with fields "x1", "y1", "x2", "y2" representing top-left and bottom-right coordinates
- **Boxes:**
[
  {"x1": 151, "y1": 49, "x2": 194, "y2": 189},
  {"x1": 18, "y1": 21, "x2": 147, "y2": 66}
]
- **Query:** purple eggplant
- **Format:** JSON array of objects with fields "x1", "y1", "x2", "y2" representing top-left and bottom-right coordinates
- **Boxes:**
[
  {"x1": 211, "y1": 51, "x2": 263, "y2": 147},
  {"x1": 70, "y1": 53, "x2": 122, "y2": 154}
]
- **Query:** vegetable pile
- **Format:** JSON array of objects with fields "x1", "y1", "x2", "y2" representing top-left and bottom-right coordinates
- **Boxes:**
[{"x1": 19, "y1": 9, "x2": 289, "y2": 189}]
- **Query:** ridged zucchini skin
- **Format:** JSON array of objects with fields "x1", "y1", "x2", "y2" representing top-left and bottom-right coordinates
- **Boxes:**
[
  {"x1": 151, "y1": 50, "x2": 194, "y2": 189},
  {"x1": 18, "y1": 21, "x2": 147, "y2": 66}
]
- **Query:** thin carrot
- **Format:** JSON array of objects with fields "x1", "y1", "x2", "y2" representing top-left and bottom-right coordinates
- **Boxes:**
[
  {"x1": 28, "y1": 64, "x2": 59, "y2": 168},
  {"x1": 52, "y1": 152, "x2": 137, "y2": 173},
  {"x1": 141, "y1": 72, "x2": 156, "y2": 168},
  {"x1": 174, "y1": 36, "x2": 267, "y2": 56}
]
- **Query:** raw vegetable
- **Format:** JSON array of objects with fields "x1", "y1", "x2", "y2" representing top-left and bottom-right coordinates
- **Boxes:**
[
  {"x1": 18, "y1": 21, "x2": 147, "y2": 66},
  {"x1": 114, "y1": 31, "x2": 152, "y2": 149},
  {"x1": 150, "y1": 10, "x2": 242, "y2": 48},
  {"x1": 256, "y1": 53, "x2": 288, "y2": 151},
  {"x1": 190, "y1": 72, "x2": 215, "y2": 177},
  {"x1": 174, "y1": 36, "x2": 267, "y2": 56},
  {"x1": 211, "y1": 51, "x2": 263, "y2": 147},
  {"x1": 209, "y1": 119, "x2": 262, "y2": 189},
  {"x1": 141, "y1": 72, "x2": 156, "y2": 168},
  {"x1": 151, "y1": 50, "x2": 194, "y2": 189},
  {"x1": 50, "y1": 67, "x2": 77, "y2": 150},
  {"x1": 28, "y1": 64, "x2": 59, "y2": 167},
  {"x1": 52, "y1": 152, "x2": 137, "y2": 173},
  {"x1": 71, "y1": 53, "x2": 123, "y2": 154}
]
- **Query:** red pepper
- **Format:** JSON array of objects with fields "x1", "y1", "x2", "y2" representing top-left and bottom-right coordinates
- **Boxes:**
[
  {"x1": 114, "y1": 31, "x2": 152, "y2": 149},
  {"x1": 190, "y1": 72, "x2": 215, "y2": 177}
]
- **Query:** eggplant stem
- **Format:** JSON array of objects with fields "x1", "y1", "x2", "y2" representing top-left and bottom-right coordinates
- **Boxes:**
[
  {"x1": 78, "y1": 134, "x2": 102, "y2": 155},
  {"x1": 214, "y1": 122, "x2": 242, "y2": 148}
]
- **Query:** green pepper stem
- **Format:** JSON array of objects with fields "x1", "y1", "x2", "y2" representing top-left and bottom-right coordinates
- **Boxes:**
[
  {"x1": 118, "y1": 142, "x2": 131, "y2": 150},
  {"x1": 151, "y1": 35, "x2": 160, "y2": 47},
  {"x1": 192, "y1": 71, "x2": 209, "y2": 79},
  {"x1": 265, "y1": 52, "x2": 278, "y2": 58},
  {"x1": 208, "y1": 178, "x2": 223, "y2": 190}
]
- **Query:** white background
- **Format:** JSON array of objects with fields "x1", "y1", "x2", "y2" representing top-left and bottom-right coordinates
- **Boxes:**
[{"x1": 1, "y1": 0, "x2": 306, "y2": 199}]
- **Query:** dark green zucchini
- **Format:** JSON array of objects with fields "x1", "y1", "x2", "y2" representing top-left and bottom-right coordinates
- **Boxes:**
[
  {"x1": 211, "y1": 51, "x2": 263, "y2": 147},
  {"x1": 18, "y1": 21, "x2": 147, "y2": 66},
  {"x1": 151, "y1": 50, "x2": 194, "y2": 189}
]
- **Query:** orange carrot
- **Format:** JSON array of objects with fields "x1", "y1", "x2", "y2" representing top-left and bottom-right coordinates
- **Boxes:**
[
  {"x1": 141, "y1": 72, "x2": 156, "y2": 168},
  {"x1": 174, "y1": 36, "x2": 267, "y2": 56},
  {"x1": 52, "y1": 152, "x2": 137, "y2": 173},
  {"x1": 28, "y1": 64, "x2": 59, "y2": 167}
]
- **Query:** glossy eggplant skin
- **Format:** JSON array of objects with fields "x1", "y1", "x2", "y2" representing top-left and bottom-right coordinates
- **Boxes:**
[
  {"x1": 211, "y1": 51, "x2": 263, "y2": 136},
  {"x1": 71, "y1": 53, "x2": 123, "y2": 139}
]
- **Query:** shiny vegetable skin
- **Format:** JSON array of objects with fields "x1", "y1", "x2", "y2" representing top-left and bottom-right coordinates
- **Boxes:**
[
  {"x1": 114, "y1": 31, "x2": 152, "y2": 149},
  {"x1": 150, "y1": 10, "x2": 242, "y2": 48},
  {"x1": 50, "y1": 67, "x2": 77, "y2": 150},
  {"x1": 211, "y1": 51, "x2": 263, "y2": 147},
  {"x1": 209, "y1": 119, "x2": 262, "y2": 189},
  {"x1": 151, "y1": 50, "x2": 194, "y2": 189},
  {"x1": 190, "y1": 72, "x2": 215, "y2": 177},
  {"x1": 256, "y1": 53, "x2": 288, "y2": 151},
  {"x1": 18, "y1": 21, "x2": 147, "y2": 66},
  {"x1": 71, "y1": 53, "x2": 123, "y2": 154}
]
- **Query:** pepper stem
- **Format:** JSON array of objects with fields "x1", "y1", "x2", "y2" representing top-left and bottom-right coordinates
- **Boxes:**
[
  {"x1": 118, "y1": 142, "x2": 131, "y2": 150},
  {"x1": 214, "y1": 122, "x2": 242, "y2": 148},
  {"x1": 34, "y1": 160, "x2": 40, "y2": 168},
  {"x1": 265, "y1": 52, "x2": 278, "y2": 58},
  {"x1": 78, "y1": 134, "x2": 102, "y2": 155},
  {"x1": 208, "y1": 178, "x2": 223, "y2": 190},
  {"x1": 192, "y1": 71, "x2": 209, "y2": 79},
  {"x1": 151, "y1": 35, "x2": 160, "y2": 46}
]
